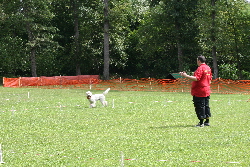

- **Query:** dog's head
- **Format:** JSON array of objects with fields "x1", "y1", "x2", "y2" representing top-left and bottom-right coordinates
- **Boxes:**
[{"x1": 86, "y1": 91, "x2": 92, "y2": 99}]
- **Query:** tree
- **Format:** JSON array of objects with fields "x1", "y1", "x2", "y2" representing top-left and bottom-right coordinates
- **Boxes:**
[
  {"x1": 222, "y1": 0, "x2": 250, "y2": 79},
  {"x1": 22, "y1": 0, "x2": 59, "y2": 77},
  {"x1": 50, "y1": 0, "x2": 104, "y2": 76},
  {"x1": 0, "y1": 0, "x2": 59, "y2": 77},
  {"x1": 1, "y1": 0, "x2": 250, "y2": 79},
  {"x1": 133, "y1": 0, "x2": 200, "y2": 77},
  {"x1": 211, "y1": 0, "x2": 219, "y2": 79},
  {"x1": 197, "y1": 0, "x2": 250, "y2": 79},
  {"x1": 71, "y1": 0, "x2": 81, "y2": 75},
  {"x1": 103, "y1": 0, "x2": 110, "y2": 80},
  {"x1": 167, "y1": 0, "x2": 199, "y2": 72},
  {"x1": 103, "y1": 0, "x2": 133, "y2": 79}
]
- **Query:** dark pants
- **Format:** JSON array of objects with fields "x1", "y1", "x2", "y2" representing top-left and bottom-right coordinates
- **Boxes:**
[{"x1": 193, "y1": 96, "x2": 211, "y2": 119}]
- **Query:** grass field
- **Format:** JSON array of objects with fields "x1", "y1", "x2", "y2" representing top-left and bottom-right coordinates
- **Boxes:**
[{"x1": 0, "y1": 87, "x2": 249, "y2": 166}]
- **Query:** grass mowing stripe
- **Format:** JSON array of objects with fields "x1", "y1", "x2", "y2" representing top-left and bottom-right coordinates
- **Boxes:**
[{"x1": 0, "y1": 87, "x2": 249, "y2": 166}]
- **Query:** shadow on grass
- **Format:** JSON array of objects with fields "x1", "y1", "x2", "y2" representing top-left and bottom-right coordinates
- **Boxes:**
[{"x1": 149, "y1": 125, "x2": 195, "y2": 129}]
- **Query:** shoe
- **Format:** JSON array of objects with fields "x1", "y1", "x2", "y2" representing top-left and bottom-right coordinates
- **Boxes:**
[
  {"x1": 195, "y1": 123, "x2": 204, "y2": 127},
  {"x1": 204, "y1": 123, "x2": 210, "y2": 126}
]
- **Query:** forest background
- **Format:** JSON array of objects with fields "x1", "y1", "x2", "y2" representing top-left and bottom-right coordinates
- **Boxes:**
[{"x1": 0, "y1": 0, "x2": 250, "y2": 80}]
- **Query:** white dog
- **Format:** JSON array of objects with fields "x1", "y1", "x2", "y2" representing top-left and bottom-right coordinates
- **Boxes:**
[{"x1": 86, "y1": 88, "x2": 110, "y2": 108}]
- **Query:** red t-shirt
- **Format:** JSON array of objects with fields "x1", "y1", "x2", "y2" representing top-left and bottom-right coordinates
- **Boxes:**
[{"x1": 191, "y1": 64, "x2": 212, "y2": 97}]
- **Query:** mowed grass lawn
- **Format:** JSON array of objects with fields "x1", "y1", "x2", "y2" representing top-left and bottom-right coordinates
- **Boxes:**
[{"x1": 0, "y1": 87, "x2": 249, "y2": 166}]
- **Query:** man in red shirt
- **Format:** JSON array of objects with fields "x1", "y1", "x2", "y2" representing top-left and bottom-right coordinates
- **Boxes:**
[{"x1": 180, "y1": 56, "x2": 212, "y2": 127}]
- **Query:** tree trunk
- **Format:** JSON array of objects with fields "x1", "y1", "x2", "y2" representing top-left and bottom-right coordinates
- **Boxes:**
[
  {"x1": 175, "y1": 20, "x2": 184, "y2": 72},
  {"x1": 30, "y1": 47, "x2": 37, "y2": 77},
  {"x1": 226, "y1": 2, "x2": 241, "y2": 79},
  {"x1": 23, "y1": 2, "x2": 37, "y2": 77},
  {"x1": 27, "y1": 25, "x2": 37, "y2": 77},
  {"x1": 212, "y1": 46, "x2": 218, "y2": 78},
  {"x1": 235, "y1": 42, "x2": 241, "y2": 79},
  {"x1": 173, "y1": 0, "x2": 184, "y2": 72},
  {"x1": 177, "y1": 42, "x2": 184, "y2": 72},
  {"x1": 72, "y1": 0, "x2": 81, "y2": 75},
  {"x1": 103, "y1": 0, "x2": 110, "y2": 80},
  {"x1": 211, "y1": 0, "x2": 218, "y2": 79}
]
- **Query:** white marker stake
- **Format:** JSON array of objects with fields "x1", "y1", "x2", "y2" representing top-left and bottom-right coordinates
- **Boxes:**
[
  {"x1": 12, "y1": 106, "x2": 14, "y2": 116},
  {"x1": 112, "y1": 99, "x2": 115, "y2": 108},
  {"x1": 89, "y1": 79, "x2": 92, "y2": 90},
  {"x1": 0, "y1": 144, "x2": 5, "y2": 164},
  {"x1": 28, "y1": 92, "x2": 30, "y2": 98},
  {"x1": 120, "y1": 151, "x2": 124, "y2": 167}
]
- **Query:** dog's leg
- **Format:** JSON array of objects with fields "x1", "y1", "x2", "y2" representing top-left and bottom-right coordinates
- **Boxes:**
[
  {"x1": 90, "y1": 102, "x2": 96, "y2": 108},
  {"x1": 104, "y1": 101, "x2": 108, "y2": 106},
  {"x1": 92, "y1": 102, "x2": 96, "y2": 108},
  {"x1": 101, "y1": 101, "x2": 107, "y2": 107},
  {"x1": 99, "y1": 98, "x2": 105, "y2": 107}
]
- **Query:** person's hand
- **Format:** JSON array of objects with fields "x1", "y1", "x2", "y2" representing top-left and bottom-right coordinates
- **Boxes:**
[{"x1": 179, "y1": 71, "x2": 187, "y2": 77}]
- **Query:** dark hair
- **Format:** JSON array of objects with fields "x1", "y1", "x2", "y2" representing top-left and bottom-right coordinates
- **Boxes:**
[{"x1": 197, "y1": 56, "x2": 206, "y2": 63}]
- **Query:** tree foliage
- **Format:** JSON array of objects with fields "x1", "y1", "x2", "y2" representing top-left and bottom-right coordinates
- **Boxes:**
[{"x1": 0, "y1": 0, "x2": 250, "y2": 79}]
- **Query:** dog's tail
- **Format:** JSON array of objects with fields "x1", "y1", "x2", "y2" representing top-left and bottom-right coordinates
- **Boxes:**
[{"x1": 103, "y1": 88, "x2": 110, "y2": 95}]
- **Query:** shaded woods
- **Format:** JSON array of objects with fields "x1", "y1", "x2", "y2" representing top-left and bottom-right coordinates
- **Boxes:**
[{"x1": 0, "y1": 0, "x2": 250, "y2": 80}]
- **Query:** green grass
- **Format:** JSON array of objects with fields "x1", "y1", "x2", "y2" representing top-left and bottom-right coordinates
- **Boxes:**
[{"x1": 0, "y1": 87, "x2": 249, "y2": 166}]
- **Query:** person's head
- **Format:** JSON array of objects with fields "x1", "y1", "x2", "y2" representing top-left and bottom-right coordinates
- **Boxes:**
[{"x1": 197, "y1": 56, "x2": 206, "y2": 66}]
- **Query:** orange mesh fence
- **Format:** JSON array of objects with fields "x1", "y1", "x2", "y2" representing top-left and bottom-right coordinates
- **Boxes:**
[
  {"x1": 40, "y1": 76, "x2": 61, "y2": 86},
  {"x1": 211, "y1": 78, "x2": 250, "y2": 94},
  {"x1": 2, "y1": 77, "x2": 20, "y2": 87},
  {"x1": 3, "y1": 76, "x2": 250, "y2": 94},
  {"x1": 3, "y1": 75, "x2": 99, "y2": 87}
]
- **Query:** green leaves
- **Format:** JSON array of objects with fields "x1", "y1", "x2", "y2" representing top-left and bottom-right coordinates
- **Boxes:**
[{"x1": 0, "y1": 0, "x2": 250, "y2": 79}]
